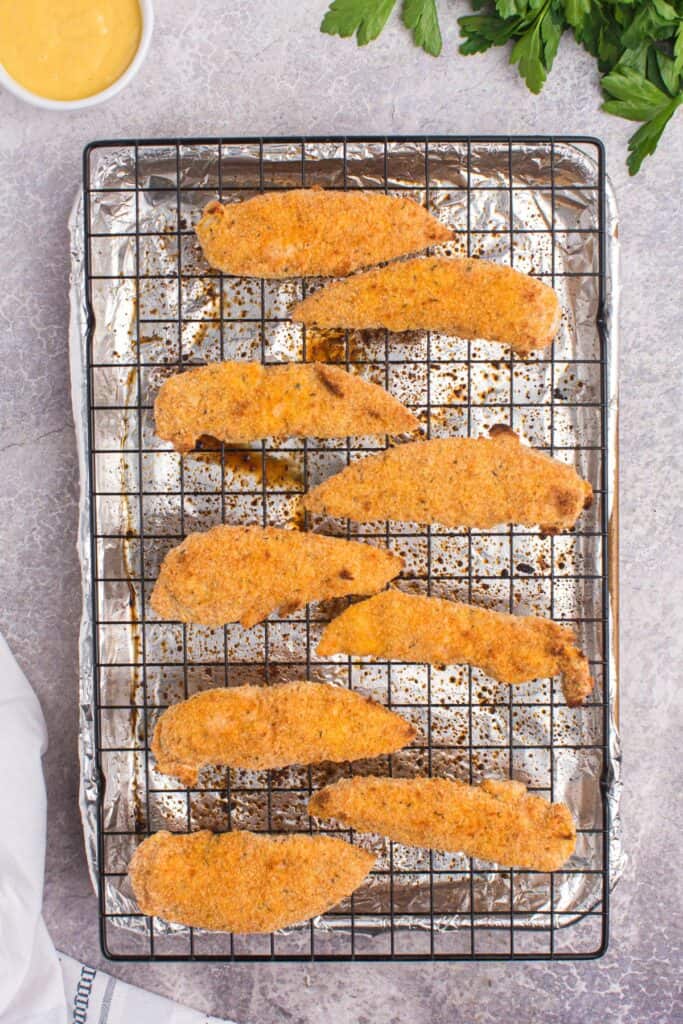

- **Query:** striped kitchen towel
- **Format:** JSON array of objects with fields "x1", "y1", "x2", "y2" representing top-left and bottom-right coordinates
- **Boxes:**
[{"x1": 61, "y1": 954, "x2": 235, "y2": 1024}]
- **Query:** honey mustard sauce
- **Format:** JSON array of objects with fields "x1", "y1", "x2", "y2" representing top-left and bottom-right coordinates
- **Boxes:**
[{"x1": 0, "y1": 0, "x2": 142, "y2": 101}]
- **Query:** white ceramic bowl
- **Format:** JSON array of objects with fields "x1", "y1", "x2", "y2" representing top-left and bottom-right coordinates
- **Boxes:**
[{"x1": 0, "y1": 0, "x2": 154, "y2": 111}]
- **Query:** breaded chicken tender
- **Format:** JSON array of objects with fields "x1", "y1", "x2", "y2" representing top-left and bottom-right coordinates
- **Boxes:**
[
  {"x1": 304, "y1": 427, "x2": 593, "y2": 533},
  {"x1": 308, "y1": 776, "x2": 576, "y2": 872},
  {"x1": 129, "y1": 830, "x2": 375, "y2": 933},
  {"x1": 155, "y1": 361, "x2": 418, "y2": 451},
  {"x1": 317, "y1": 590, "x2": 593, "y2": 706},
  {"x1": 291, "y1": 256, "x2": 561, "y2": 354},
  {"x1": 152, "y1": 681, "x2": 416, "y2": 786},
  {"x1": 195, "y1": 191, "x2": 452, "y2": 278},
  {"x1": 150, "y1": 524, "x2": 402, "y2": 628}
]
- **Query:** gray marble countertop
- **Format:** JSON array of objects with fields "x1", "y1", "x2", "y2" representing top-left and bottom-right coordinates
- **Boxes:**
[{"x1": 1, "y1": 3, "x2": 681, "y2": 1022}]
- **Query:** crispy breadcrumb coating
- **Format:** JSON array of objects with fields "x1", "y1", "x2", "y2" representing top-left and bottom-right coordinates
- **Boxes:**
[
  {"x1": 155, "y1": 361, "x2": 418, "y2": 451},
  {"x1": 196, "y1": 191, "x2": 452, "y2": 278},
  {"x1": 309, "y1": 776, "x2": 576, "y2": 872},
  {"x1": 152, "y1": 681, "x2": 416, "y2": 786},
  {"x1": 129, "y1": 830, "x2": 375, "y2": 932},
  {"x1": 317, "y1": 589, "x2": 593, "y2": 706},
  {"x1": 304, "y1": 427, "x2": 592, "y2": 533},
  {"x1": 150, "y1": 524, "x2": 402, "y2": 628},
  {"x1": 291, "y1": 256, "x2": 561, "y2": 354}
]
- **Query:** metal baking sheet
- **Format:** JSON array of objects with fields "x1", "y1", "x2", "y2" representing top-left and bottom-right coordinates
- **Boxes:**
[{"x1": 69, "y1": 136, "x2": 621, "y2": 961}]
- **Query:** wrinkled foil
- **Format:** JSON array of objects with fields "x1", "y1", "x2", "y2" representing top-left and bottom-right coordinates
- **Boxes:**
[{"x1": 69, "y1": 138, "x2": 622, "y2": 957}]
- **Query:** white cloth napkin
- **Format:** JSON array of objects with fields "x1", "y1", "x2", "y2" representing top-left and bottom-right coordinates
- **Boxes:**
[
  {"x1": 0, "y1": 632, "x2": 66, "y2": 1024},
  {"x1": 0, "y1": 633, "x2": 235, "y2": 1024}
]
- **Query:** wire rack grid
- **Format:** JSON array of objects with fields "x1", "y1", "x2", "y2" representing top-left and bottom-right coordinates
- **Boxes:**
[{"x1": 82, "y1": 135, "x2": 612, "y2": 962}]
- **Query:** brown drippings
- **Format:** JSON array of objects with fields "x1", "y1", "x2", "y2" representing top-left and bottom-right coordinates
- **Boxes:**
[
  {"x1": 119, "y1": 367, "x2": 145, "y2": 832},
  {"x1": 190, "y1": 437, "x2": 303, "y2": 489},
  {"x1": 138, "y1": 331, "x2": 165, "y2": 346},
  {"x1": 184, "y1": 318, "x2": 213, "y2": 351},
  {"x1": 305, "y1": 327, "x2": 364, "y2": 364},
  {"x1": 181, "y1": 281, "x2": 220, "y2": 351},
  {"x1": 449, "y1": 384, "x2": 468, "y2": 403}
]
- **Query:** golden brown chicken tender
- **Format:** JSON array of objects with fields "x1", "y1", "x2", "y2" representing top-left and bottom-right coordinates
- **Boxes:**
[
  {"x1": 308, "y1": 776, "x2": 576, "y2": 872},
  {"x1": 152, "y1": 681, "x2": 416, "y2": 786},
  {"x1": 155, "y1": 361, "x2": 418, "y2": 451},
  {"x1": 304, "y1": 427, "x2": 593, "y2": 533},
  {"x1": 195, "y1": 190, "x2": 452, "y2": 278},
  {"x1": 129, "y1": 830, "x2": 375, "y2": 933},
  {"x1": 317, "y1": 589, "x2": 593, "y2": 706},
  {"x1": 150, "y1": 524, "x2": 402, "y2": 628},
  {"x1": 291, "y1": 256, "x2": 561, "y2": 354}
]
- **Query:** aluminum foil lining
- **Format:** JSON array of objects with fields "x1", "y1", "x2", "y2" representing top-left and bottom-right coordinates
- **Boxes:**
[{"x1": 69, "y1": 138, "x2": 622, "y2": 954}]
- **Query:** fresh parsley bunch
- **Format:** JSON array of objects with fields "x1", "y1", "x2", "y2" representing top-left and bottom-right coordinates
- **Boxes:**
[{"x1": 320, "y1": 0, "x2": 683, "y2": 174}]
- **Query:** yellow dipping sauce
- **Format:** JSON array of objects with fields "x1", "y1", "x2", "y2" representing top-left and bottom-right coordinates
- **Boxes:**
[{"x1": 0, "y1": 0, "x2": 142, "y2": 101}]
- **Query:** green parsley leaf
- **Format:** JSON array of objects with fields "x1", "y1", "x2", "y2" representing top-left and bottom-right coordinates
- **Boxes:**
[
  {"x1": 652, "y1": 0, "x2": 681, "y2": 25},
  {"x1": 509, "y1": 0, "x2": 565, "y2": 93},
  {"x1": 568, "y1": 2, "x2": 600, "y2": 58},
  {"x1": 459, "y1": 13, "x2": 521, "y2": 54},
  {"x1": 494, "y1": 0, "x2": 531, "y2": 17},
  {"x1": 625, "y1": 94, "x2": 683, "y2": 173},
  {"x1": 563, "y1": 0, "x2": 590, "y2": 29},
  {"x1": 673, "y1": 20, "x2": 683, "y2": 75},
  {"x1": 601, "y1": 63, "x2": 673, "y2": 119},
  {"x1": 621, "y1": 0, "x2": 680, "y2": 50},
  {"x1": 618, "y1": 45, "x2": 649, "y2": 76},
  {"x1": 654, "y1": 48, "x2": 681, "y2": 95},
  {"x1": 402, "y1": 0, "x2": 443, "y2": 56},
  {"x1": 318, "y1": 0, "x2": 683, "y2": 173},
  {"x1": 321, "y1": 0, "x2": 398, "y2": 46},
  {"x1": 541, "y1": 2, "x2": 565, "y2": 66},
  {"x1": 510, "y1": 30, "x2": 546, "y2": 93}
]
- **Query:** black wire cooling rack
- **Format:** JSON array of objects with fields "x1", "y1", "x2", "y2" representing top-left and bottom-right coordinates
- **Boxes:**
[{"x1": 82, "y1": 136, "x2": 613, "y2": 961}]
